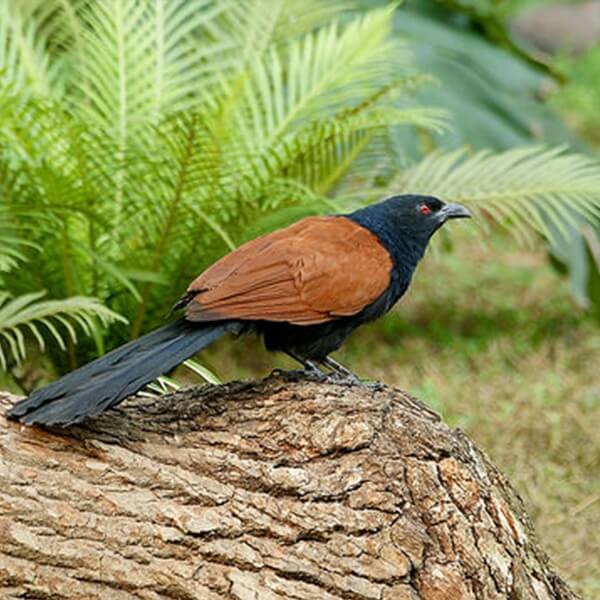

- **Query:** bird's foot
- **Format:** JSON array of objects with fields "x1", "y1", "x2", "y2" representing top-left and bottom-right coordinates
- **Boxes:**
[
  {"x1": 328, "y1": 375, "x2": 385, "y2": 391},
  {"x1": 277, "y1": 353, "x2": 331, "y2": 382},
  {"x1": 270, "y1": 368, "x2": 328, "y2": 383},
  {"x1": 360, "y1": 380, "x2": 386, "y2": 392},
  {"x1": 270, "y1": 368, "x2": 385, "y2": 391},
  {"x1": 323, "y1": 370, "x2": 361, "y2": 386},
  {"x1": 319, "y1": 357, "x2": 364, "y2": 386}
]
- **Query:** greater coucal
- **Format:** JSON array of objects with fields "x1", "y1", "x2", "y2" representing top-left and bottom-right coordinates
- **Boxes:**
[{"x1": 7, "y1": 194, "x2": 470, "y2": 425}]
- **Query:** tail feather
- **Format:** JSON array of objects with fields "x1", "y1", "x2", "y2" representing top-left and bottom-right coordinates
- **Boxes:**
[{"x1": 6, "y1": 319, "x2": 237, "y2": 426}]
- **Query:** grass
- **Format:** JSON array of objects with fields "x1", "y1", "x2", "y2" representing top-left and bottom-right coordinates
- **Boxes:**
[
  {"x1": 552, "y1": 44, "x2": 600, "y2": 145},
  {"x1": 197, "y1": 230, "x2": 600, "y2": 598}
]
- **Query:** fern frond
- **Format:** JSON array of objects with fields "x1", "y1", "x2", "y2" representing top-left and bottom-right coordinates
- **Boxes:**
[
  {"x1": 280, "y1": 105, "x2": 446, "y2": 191},
  {"x1": 18, "y1": 0, "x2": 85, "y2": 53},
  {"x1": 226, "y1": 0, "x2": 351, "y2": 51},
  {"x1": 66, "y1": 0, "x2": 235, "y2": 223},
  {"x1": 235, "y1": 5, "x2": 404, "y2": 152},
  {"x1": 218, "y1": 6, "x2": 435, "y2": 201},
  {"x1": 393, "y1": 147, "x2": 600, "y2": 245},
  {"x1": 0, "y1": 206, "x2": 38, "y2": 272},
  {"x1": 0, "y1": 291, "x2": 126, "y2": 370},
  {"x1": 73, "y1": 0, "x2": 232, "y2": 138},
  {"x1": 0, "y1": 1, "x2": 65, "y2": 96},
  {"x1": 225, "y1": 0, "x2": 283, "y2": 59},
  {"x1": 274, "y1": 0, "x2": 354, "y2": 41}
]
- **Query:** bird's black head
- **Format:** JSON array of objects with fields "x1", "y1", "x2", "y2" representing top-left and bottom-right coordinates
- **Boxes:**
[
  {"x1": 350, "y1": 193, "x2": 471, "y2": 239},
  {"x1": 379, "y1": 194, "x2": 471, "y2": 237},
  {"x1": 347, "y1": 194, "x2": 471, "y2": 271}
]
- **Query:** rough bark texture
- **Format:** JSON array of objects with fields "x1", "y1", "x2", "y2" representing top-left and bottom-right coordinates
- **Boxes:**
[{"x1": 0, "y1": 375, "x2": 579, "y2": 600}]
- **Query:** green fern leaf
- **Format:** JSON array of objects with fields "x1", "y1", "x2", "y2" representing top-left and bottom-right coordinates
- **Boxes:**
[
  {"x1": 0, "y1": 2, "x2": 58, "y2": 96},
  {"x1": 0, "y1": 292, "x2": 126, "y2": 370}
]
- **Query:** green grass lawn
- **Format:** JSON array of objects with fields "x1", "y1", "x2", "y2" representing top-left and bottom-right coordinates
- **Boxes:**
[{"x1": 199, "y1": 231, "x2": 600, "y2": 597}]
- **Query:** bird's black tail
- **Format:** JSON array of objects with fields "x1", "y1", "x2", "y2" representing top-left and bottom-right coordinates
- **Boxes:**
[{"x1": 6, "y1": 319, "x2": 238, "y2": 426}]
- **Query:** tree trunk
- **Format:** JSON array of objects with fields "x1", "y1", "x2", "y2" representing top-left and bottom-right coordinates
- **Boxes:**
[{"x1": 0, "y1": 375, "x2": 579, "y2": 600}]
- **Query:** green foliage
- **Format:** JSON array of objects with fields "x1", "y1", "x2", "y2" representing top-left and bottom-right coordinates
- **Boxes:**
[
  {"x1": 364, "y1": 0, "x2": 600, "y2": 313},
  {"x1": 385, "y1": 0, "x2": 579, "y2": 151},
  {"x1": 143, "y1": 359, "x2": 221, "y2": 397},
  {"x1": 0, "y1": 207, "x2": 37, "y2": 273},
  {"x1": 1, "y1": 0, "x2": 443, "y2": 368},
  {"x1": 0, "y1": 291, "x2": 124, "y2": 370},
  {"x1": 0, "y1": 203, "x2": 124, "y2": 369},
  {"x1": 547, "y1": 45, "x2": 600, "y2": 312},
  {"x1": 1, "y1": 0, "x2": 600, "y2": 375},
  {"x1": 552, "y1": 45, "x2": 600, "y2": 144}
]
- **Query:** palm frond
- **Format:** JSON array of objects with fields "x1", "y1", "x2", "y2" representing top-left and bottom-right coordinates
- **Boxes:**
[
  {"x1": 393, "y1": 146, "x2": 600, "y2": 246},
  {"x1": 224, "y1": 0, "x2": 283, "y2": 59},
  {"x1": 65, "y1": 0, "x2": 236, "y2": 223},
  {"x1": 279, "y1": 104, "x2": 446, "y2": 192},
  {"x1": 0, "y1": 291, "x2": 126, "y2": 370}
]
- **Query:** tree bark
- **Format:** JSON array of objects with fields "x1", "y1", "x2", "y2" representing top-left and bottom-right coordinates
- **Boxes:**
[{"x1": 0, "y1": 374, "x2": 579, "y2": 600}]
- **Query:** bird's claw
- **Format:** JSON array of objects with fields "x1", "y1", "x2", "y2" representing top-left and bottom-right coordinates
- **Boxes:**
[
  {"x1": 323, "y1": 371, "x2": 361, "y2": 386},
  {"x1": 270, "y1": 368, "x2": 328, "y2": 383},
  {"x1": 361, "y1": 380, "x2": 386, "y2": 392},
  {"x1": 271, "y1": 367, "x2": 383, "y2": 390}
]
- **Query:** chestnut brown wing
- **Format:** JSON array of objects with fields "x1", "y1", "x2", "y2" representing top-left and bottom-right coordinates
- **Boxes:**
[{"x1": 184, "y1": 216, "x2": 393, "y2": 325}]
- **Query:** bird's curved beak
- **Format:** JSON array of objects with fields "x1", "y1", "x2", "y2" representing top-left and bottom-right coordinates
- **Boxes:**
[{"x1": 440, "y1": 202, "x2": 471, "y2": 220}]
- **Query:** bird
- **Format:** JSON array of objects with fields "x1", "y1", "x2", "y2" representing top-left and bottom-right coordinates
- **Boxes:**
[{"x1": 6, "y1": 194, "x2": 470, "y2": 426}]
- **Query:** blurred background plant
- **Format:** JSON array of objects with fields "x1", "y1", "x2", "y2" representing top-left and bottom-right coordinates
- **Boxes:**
[{"x1": 0, "y1": 0, "x2": 599, "y2": 594}]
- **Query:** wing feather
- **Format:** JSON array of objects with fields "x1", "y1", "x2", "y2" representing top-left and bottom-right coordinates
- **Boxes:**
[{"x1": 185, "y1": 216, "x2": 392, "y2": 325}]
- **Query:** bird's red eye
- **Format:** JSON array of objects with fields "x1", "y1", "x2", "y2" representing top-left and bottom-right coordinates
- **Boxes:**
[{"x1": 419, "y1": 204, "x2": 431, "y2": 215}]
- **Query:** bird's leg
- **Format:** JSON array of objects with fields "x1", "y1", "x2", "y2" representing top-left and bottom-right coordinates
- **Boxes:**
[
  {"x1": 271, "y1": 351, "x2": 328, "y2": 381},
  {"x1": 286, "y1": 350, "x2": 323, "y2": 373},
  {"x1": 321, "y1": 356, "x2": 361, "y2": 384},
  {"x1": 320, "y1": 357, "x2": 385, "y2": 390},
  {"x1": 322, "y1": 356, "x2": 356, "y2": 377}
]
